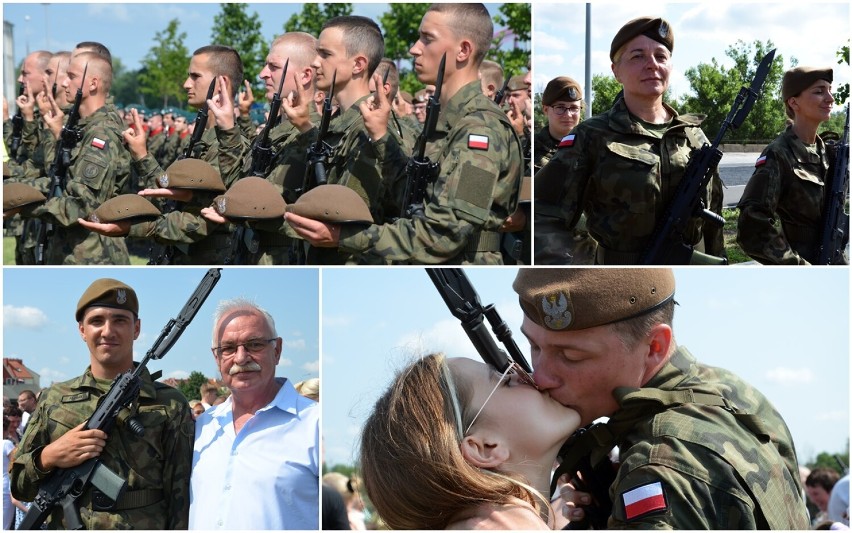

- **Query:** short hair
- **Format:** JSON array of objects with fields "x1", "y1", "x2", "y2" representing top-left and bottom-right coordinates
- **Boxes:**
[
  {"x1": 322, "y1": 16, "x2": 385, "y2": 77},
  {"x1": 211, "y1": 297, "x2": 277, "y2": 347},
  {"x1": 74, "y1": 41, "x2": 112, "y2": 64},
  {"x1": 806, "y1": 468, "x2": 841, "y2": 492},
  {"x1": 18, "y1": 390, "x2": 36, "y2": 401},
  {"x1": 271, "y1": 32, "x2": 318, "y2": 71},
  {"x1": 426, "y1": 3, "x2": 493, "y2": 66},
  {"x1": 479, "y1": 59, "x2": 504, "y2": 90},
  {"x1": 74, "y1": 52, "x2": 113, "y2": 93},
  {"x1": 200, "y1": 382, "x2": 218, "y2": 395},
  {"x1": 193, "y1": 45, "x2": 244, "y2": 98},
  {"x1": 28, "y1": 50, "x2": 53, "y2": 72},
  {"x1": 609, "y1": 298, "x2": 676, "y2": 350},
  {"x1": 374, "y1": 58, "x2": 400, "y2": 101}
]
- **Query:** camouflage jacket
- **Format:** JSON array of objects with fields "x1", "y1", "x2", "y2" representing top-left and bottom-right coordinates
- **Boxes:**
[
  {"x1": 602, "y1": 347, "x2": 809, "y2": 528},
  {"x1": 533, "y1": 124, "x2": 560, "y2": 174},
  {"x1": 11, "y1": 365, "x2": 193, "y2": 529},
  {"x1": 535, "y1": 98, "x2": 725, "y2": 264},
  {"x1": 338, "y1": 80, "x2": 523, "y2": 264},
  {"x1": 27, "y1": 106, "x2": 131, "y2": 264},
  {"x1": 736, "y1": 126, "x2": 834, "y2": 265}
]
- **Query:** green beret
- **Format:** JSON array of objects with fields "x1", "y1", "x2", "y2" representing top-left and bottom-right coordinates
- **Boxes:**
[
  {"x1": 610, "y1": 17, "x2": 674, "y2": 61},
  {"x1": 89, "y1": 194, "x2": 160, "y2": 223},
  {"x1": 506, "y1": 74, "x2": 529, "y2": 92},
  {"x1": 782, "y1": 66, "x2": 833, "y2": 101},
  {"x1": 76, "y1": 278, "x2": 139, "y2": 322},
  {"x1": 3, "y1": 183, "x2": 46, "y2": 212},
  {"x1": 157, "y1": 159, "x2": 226, "y2": 192},
  {"x1": 213, "y1": 176, "x2": 287, "y2": 220},
  {"x1": 513, "y1": 268, "x2": 675, "y2": 331},
  {"x1": 542, "y1": 76, "x2": 582, "y2": 106},
  {"x1": 286, "y1": 184, "x2": 374, "y2": 225}
]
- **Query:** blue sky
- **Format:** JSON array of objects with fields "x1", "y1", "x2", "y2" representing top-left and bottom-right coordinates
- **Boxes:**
[
  {"x1": 3, "y1": 267, "x2": 320, "y2": 386},
  {"x1": 322, "y1": 267, "x2": 849, "y2": 469}
]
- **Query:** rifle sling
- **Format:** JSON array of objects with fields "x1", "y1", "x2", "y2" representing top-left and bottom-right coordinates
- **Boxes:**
[
  {"x1": 90, "y1": 488, "x2": 164, "y2": 511},
  {"x1": 464, "y1": 230, "x2": 501, "y2": 253}
]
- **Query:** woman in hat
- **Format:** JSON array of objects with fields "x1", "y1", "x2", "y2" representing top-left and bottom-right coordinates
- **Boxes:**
[
  {"x1": 736, "y1": 67, "x2": 843, "y2": 264},
  {"x1": 535, "y1": 17, "x2": 726, "y2": 265},
  {"x1": 359, "y1": 354, "x2": 580, "y2": 529}
]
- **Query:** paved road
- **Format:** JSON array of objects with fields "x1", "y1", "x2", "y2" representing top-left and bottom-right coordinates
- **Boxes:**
[{"x1": 719, "y1": 152, "x2": 760, "y2": 207}]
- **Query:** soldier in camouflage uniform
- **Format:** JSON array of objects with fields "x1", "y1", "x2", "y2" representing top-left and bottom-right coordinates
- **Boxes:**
[
  {"x1": 535, "y1": 17, "x2": 725, "y2": 265},
  {"x1": 11, "y1": 278, "x2": 193, "y2": 529},
  {"x1": 514, "y1": 268, "x2": 810, "y2": 529},
  {"x1": 737, "y1": 67, "x2": 846, "y2": 264},
  {"x1": 287, "y1": 3, "x2": 523, "y2": 265}
]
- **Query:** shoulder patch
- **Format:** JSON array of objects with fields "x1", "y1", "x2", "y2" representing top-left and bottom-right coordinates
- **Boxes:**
[
  {"x1": 755, "y1": 155, "x2": 768, "y2": 167},
  {"x1": 61, "y1": 392, "x2": 90, "y2": 403},
  {"x1": 622, "y1": 481, "x2": 668, "y2": 521},
  {"x1": 91, "y1": 137, "x2": 107, "y2": 150},
  {"x1": 468, "y1": 134, "x2": 489, "y2": 150},
  {"x1": 559, "y1": 134, "x2": 576, "y2": 148},
  {"x1": 83, "y1": 163, "x2": 101, "y2": 179}
]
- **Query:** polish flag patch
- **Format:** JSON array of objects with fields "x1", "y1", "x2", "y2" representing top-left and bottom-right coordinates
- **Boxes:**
[
  {"x1": 622, "y1": 481, "x2": 668, "y2": 521},
  {"x1": 91, "y1": 137, "x2": 106, "y2": 150},
  {"x1": 559, "y1": 134, "x2": 576, "y2": 148},
  {"x1": 755, "y1": 155, "x2": 767, "y2": 167},
  {"x1": 468, "y1": 134, "x2": 489, "y2": 150}
]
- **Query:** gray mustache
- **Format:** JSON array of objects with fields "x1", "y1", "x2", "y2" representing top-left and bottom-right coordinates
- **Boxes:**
[{"x1": 229, "y1": 361, "x2": 263, "y2": 375}]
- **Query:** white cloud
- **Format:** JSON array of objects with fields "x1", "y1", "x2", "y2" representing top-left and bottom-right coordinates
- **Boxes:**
[
  {"x1": 36, "y1": 366, "x2": 69, "y2": 387},
  {"x1": 279, "y1": 357, "x2": 293, "y2": 367},
  {"x1": 322, "y1": 315, "x2": 352, "y2": 328},
  {"x1": 3, "y1": 305, "x2": 49, "y2": 329},
  {"x1": 302, "y1": 360, "x2": 319, "y2": 374},
  {"x1": 86, "y1": 4, "x2": 131, "y2": 23},
  {"x1": 283, "y1": 339, "x2": 306, "y2": 350},
  {"x1": 815, "y1": 410, "x2": 848, "y2": 423},
  {"x1": 765, "y1": 367, "x2": 816, "y2": 386}
]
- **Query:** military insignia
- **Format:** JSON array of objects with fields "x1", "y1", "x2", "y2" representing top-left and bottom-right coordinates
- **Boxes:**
[
  {"x1": 468, "y1": 134, "x2": 489, "y2": 150},
  {"x1": 83, "y1": 164, "x2": 99, "y2": 179},
  {"x1": 116, "y1": 289, "x2": 127, "y2": 305},
  {"x1": 755, "y1": 155, "x2": 767, "y2": 167},
  {"x1": 89, "y1": 213, "x2": 102, "y2": 223},
  {"x1": 91, "y1": 137, "x2": 106, "y2": 150},
  {"x1": 567, "y1": 87, "x2": 578, "y2": 100},
  {"x1": 559, "y1": 134, "x2": 576, "y2": 148},
  {"x1": 541, "y1": 292, "x2": 572, "y2": 330},
  {"x1": 157, "y1": 173, "x2": 169, "y2": 187},
  {"x1": 215, "y1": 196, "x2": 227, "y2": 215},
  {"x1": 658, "y1": 21, "x2": 669, "y2": 39},
  {"x1": 622, "y1": 481, "x2": 668, "y2": 521}
]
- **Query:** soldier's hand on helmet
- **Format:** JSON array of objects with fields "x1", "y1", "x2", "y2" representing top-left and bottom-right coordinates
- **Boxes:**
[
  {"x1": 238, "y1": 79, "x2": 255, "y2": 115},
  {"x1": 208, "y1": 75, "x2": 235, "y2": 131},
  {"x1": 360, "y1": 73, "x2": 390, "y2": 142},
  {"x1": 122, "y1": 108, "x2": 149, "y2": 160},
  {"x1": 200, "y1": 206, "x2": 227, "y2": 225},
  {"x1": 558, "y1": 479, "x2": 591, "y2": 523},
  {"x1": 282, "y1": 73, "x2": 314, "y2": 133},
  {"x1": 284, "y1": 212, "x2": 340, "y2": 247},
  {"x1": 77, "y1": 218, "x2": 131, "y2": 237},
  {"x1": 39, "y1": 422, "x2": 108, "y2": 470},
  {"x1": 137, "y1": 188, "x2": 194, "y2": 202}
]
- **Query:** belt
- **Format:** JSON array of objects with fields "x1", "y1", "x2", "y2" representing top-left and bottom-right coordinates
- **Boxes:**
[
  {"x1": 465, "y1": 231, "x2": 501, "y2": 253},
  {"x1": 91, "y1": 488, "x2": 164, "y2": 511}
]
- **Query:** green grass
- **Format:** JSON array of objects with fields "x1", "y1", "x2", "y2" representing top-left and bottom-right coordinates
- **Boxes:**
[
  {"x1": 4, "y1": 236, "x2": 146, "y2": 265},
  {"x1": 722, "y1": 208, "x2": 750, "y2": 264}
]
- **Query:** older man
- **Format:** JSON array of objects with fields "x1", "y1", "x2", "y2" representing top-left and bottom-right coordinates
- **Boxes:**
[{"x1": 190, "y1": 298, "x2": 319, "y2": 529}]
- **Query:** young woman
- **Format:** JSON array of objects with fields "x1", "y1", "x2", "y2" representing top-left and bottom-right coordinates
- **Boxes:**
[{"x1": 360, "y1": 354, "x2": 581, "y2": 529}]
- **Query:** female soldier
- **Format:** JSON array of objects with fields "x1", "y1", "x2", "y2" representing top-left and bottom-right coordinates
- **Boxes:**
[
  {"x1": 534, "y1": 17, "x2": 725, "y2": 265},
  {"x1": 360, "y1": 354, "x2": 581, "y2": 529},
  {"x1": 736, "y1": 67, "x2": 844, "y2": 264}
]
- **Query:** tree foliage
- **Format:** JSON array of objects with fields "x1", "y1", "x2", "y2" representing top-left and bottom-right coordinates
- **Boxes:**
[
  {"x1": 110, "y1": 57, "x2": 143, "y2": 109},
  {"x1": 590, "y1": 73, "x2": 622, "y2": 116},
  {"x1": 138, "y1": 19, "x2": 190, "y2": 109},
  {"x1": 379, "y1": 3, "x2": 430, "y2": 95},
  {"x1": 210, "y1": 3, "x2": 268, "y2": 101},
  {"x1": 487, "y1": 3, "x2": 531, "y2": 86},
  {"x1": 284, "y1": 3, "x2": 353, "y2": 36},
  {"x1": 834, "y1": 41, "x2": 850, "y2": 105},
  {"x1": 177, "y1": 371, "x2": 210, "y2": 402}
]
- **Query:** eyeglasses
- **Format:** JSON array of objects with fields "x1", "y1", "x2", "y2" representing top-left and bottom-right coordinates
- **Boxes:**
[
  {"x1": 464, "y1": 362, "x2": 538, "y2": 435},
  {"x1": 550, "y1": 104, "x2": 582, "y2": 116},
  {"x1": 211, "y1": 338, "x2": 277, "y2": 358}
]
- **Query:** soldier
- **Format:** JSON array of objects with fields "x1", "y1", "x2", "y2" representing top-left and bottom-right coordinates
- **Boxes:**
[
  {"x1": 737, "y1": 67, "x2": 846, "y2": 264},
  {"x1": 535, "y1": 17, "x2": 725, "y2": 265},
  {"x1": 11, "y1": 278, "x2": 193, "y2": 528},
  {"x1": 372, "y1": 58, "x2": 417, "y2": 154},
  {"x1": 515, "y1": 268, "x2": 810, "y2": 528},
  {"x1": 478, "y1": 59, "x2": 504, "y2": 101},
  {"x1": 286, "y1": 3, "x2": 523, "y2": 265}
]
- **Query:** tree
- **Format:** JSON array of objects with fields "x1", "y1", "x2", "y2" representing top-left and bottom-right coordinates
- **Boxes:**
[
  {"x1": 138, "y1": 19, "x2": 190, "y2": 109},
  {"x1": 834, "y1": 41, "x2": 850, "y2": 105},
  {"x1": 110, "y1": 57, "x2": 143, "y2": 109},
  {"x1": 590, "y1": 73, "x2": 622, "y2": 116},
  {"x1": 284, "y1": 3, "x2": 353, "y2": 36},
  {"x1": 178, "y1": 371, "x2": 210, "y2": 402},
  {"x1": 379, "y1": 3, "x2": 430, "y2": 95},
  {"x1": 487, "y1": 3, "x2": 531, "y2": 85},
  {"x1": 211, "y1": 3, "x2": 268, "y2": 101}
]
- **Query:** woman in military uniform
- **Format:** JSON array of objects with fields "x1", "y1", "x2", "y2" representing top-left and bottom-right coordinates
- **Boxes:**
[
  {"x1": 736, "y1": 67, "x2": 844, "y2": 264},
  {"x1": 534, "y1": 17, "x2": 725, "y2": 265}
]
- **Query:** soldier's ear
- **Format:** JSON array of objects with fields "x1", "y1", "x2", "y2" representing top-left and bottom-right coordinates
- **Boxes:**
[
  {"x1": 457, "y1": 39, "x2": 474, "y2": 64},
  {"x1": 460, "y1": 432, "x2": 510, "y2": 469},
  {"x1": 642, "y1": 323, "x2": 673, "y2": 381},
  {"x1": 352, "y1": 54, "x2": 368, "y2": 77}
]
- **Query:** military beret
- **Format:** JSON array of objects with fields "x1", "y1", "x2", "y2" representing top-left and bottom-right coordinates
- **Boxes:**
[
  {"x1": 542, "y1": 76, "x2": 583, "y2": 106},
  {"x1": 89, "y1": 194, "x2": 160, "y2": 223},
  {"x1": 513, "y1": 268, "x2": 675, "y2": 331},
  {"x1": 286, "y1": 184, "x2": 374, "y2": 225},
  {"x1": 76, "y1": 278, "x2": 139, "y2": 322},
  {"x1": 399, "y1": 91, "x2": 413, "y2": 105},
  {"x1": 3, "y1": 183, "x2": 46, "y2": 212},
  {"x1": 414, "y1": 89, "x2": 429, "y2": 103},
  {"x1": 213, "y1": 176, "x2": 287, "y2": 220},
  {"x1": 782, "y1": 67, "x2": 833, "y2": 101},
  {"x1": 610, "y1": 17, "x2": 674, "y2": 61},
  {"x1": 506, "y1": 74, "x2": 530, "y2": 92},
  {"x1": 157, "y1": 159, "x2": 226, "y2": 192}
]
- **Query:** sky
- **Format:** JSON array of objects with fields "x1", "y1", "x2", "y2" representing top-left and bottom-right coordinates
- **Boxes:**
[
  {"x1": 3, "y1": 267, "x2": 320, "y2": 386},
  {"x1": 322, "y1": 267, "x2": 849, "y2": 469},
  {"x1": 534, "y1": 1, "x2": 850, "y2": 113}
]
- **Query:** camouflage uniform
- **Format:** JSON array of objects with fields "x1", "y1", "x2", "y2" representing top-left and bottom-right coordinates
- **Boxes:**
[
  {"x1": 534, "y1": 97, "x2": 725, "y2": 265},
  {"x1": 27, "y1": 106, "x2": 131, "y2": 264},
  {"x1": 736, "y1": 126, "x2": 843, "y2": 264},
  {"x1": 11, "y1": 366, "x2": 193, "y2": 529},
  {"x1": 579, "y1": 347, "x2": 809, "y2": 528},
  {"x1": 338, "y1": 80, "x2": 523, "y2": 264}
]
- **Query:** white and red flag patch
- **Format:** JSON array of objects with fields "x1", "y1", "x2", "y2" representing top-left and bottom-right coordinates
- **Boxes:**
[
  {"x1": 468, "y1": 134, "x2": 489, "y2": 150},
  {"x1": 755, "y1": 155, "x2": 767, "y2": 167},
  {"x1": 91, "y1": 137, "x2": 107, "y2": 150},
  {"x1": 622, "y1": 481, "x2": 667, "y2": 521},
  {"x1": 559, "y1": 134, "x2": 576, "y2": 148}
]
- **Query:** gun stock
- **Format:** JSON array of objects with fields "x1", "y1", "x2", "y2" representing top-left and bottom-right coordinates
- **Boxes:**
[
  {"x1": 181, "y1": 79, "x2": 216, "y2": 160},
  {"x1": 9, "y1": 82, "x2": 25, "y2": 158},
  {"x1": 249, "y1": 59, "x2": 289, "y2": 177},
  {"x1": 494, "y1": 70, "x2": 511, "y2": 106},
  {"x1": 817, "y1": 104, "x2": 849, "y2": 265}
]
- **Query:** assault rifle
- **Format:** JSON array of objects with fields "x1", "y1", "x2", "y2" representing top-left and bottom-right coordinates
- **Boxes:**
[
  {"x1": 34, "y1": 64, "x2": 89, "y2": 265},
  {"x1": 249, "y1": 59, "x2": 289, "y2": 177},
  {"x1": 494, "y1": 70, "x2": 511, "y2": 106},
  {"x1": 18, "y1": 268, "x2": 222, "y2": 529},
  {"x1": 639, "y1": 48, "x2": 776, "y2": 265},
  {"x1": 400, "y1": 53, "x2": 445, "y2": 219},
  {"x1": 816, "y1": 104, "x2": 849, "y2": 265},
  {"x1": 9, "y1": 82, "x2": 25, "y2": 158},
  {"x1": 300, "y1": 69, "x2": 337, "y2": 195},
  {"x1": 180, "y1": 79, "x2": 216, "y2": 161}
]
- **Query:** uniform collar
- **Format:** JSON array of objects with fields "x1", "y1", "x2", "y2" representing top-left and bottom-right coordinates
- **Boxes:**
[
  {"x1": 68, "y1": 364, "x2": 158, "y2": 400},
  {"x1": 608, "y1": 97, "x2": 705, "y2": 135}
]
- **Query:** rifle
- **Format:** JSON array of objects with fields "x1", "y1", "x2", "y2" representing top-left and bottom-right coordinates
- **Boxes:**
[
  {"x1": 34, "y1": 64, "x2": 89, "y2": 265},
  {"x1": 248, "y1": 58, "x2": 289, "y2": 177},
  {"x1": 639, "y1": 48, "x2": 777, "y2": 265},
  {"x1": 300, "y1": 69, "x2": 337, "y2": 195},
  {"x1": 18, "y1": 268, "x2": 222, "y2": 530},
  {"x1": 494, "y1": 71, "x2": 511, "y2": 106},
  {"x1": 400, "y1": 53, "x2": 445, "y2": 219},
  {"x1": 180, "y1": 79, "x2": 216, "y2": 161},
  {"x1": 816, "y1": 104, "x2": 849, "y2": 265},
  {"x1": 224, "y1": 224, "x2": 258, "y2": 265},
  {"x1": 9, "y1": 82, "x2": 25, "y2": 158}
]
